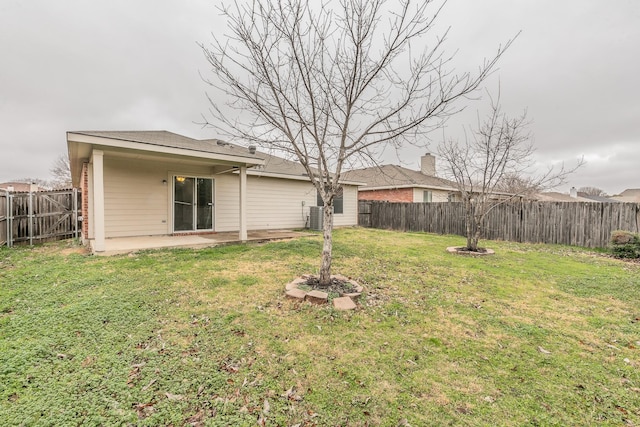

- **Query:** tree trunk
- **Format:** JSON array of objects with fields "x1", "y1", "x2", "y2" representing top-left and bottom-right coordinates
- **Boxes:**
[
  {"x1": 471, "y1": 214, "x2": 482, "y2": 251},
  {"x1": 465, "y1": 200, "x2": 474, "y2": 250},
  {"x1": 319, "y1": 203, "x2": 334, "y2": 287}
]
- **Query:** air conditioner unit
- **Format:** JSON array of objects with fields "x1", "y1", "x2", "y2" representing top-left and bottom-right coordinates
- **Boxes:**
[{"x1": 309, "y1": 206, "x2": 324, "y2": 231}]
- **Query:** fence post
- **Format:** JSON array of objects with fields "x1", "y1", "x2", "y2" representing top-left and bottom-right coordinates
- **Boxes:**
[
  {"x1": 0, "y1": 190, "x2": 6, "y2": 247},
  {"x1": 8, "y1": 193, "x2": 13, "y2": 248},
  {"x1": 73, "y1": 188, "x2": 78, "y2": 239},
  {"x1": 28, "y1": 190, "x2": 34, "y2": 246}
]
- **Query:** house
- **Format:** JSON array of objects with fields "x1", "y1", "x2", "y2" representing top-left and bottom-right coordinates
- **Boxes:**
[
  {"x1": 0, "y1": 182, "x2": 42, "y2": 192},
  {"x1": 536, "y1": 191, "x2": 595, "y2": 202},
  {"x1": 610, "y1": 188, "x2": 640, "y2": 203},
  {"x1": 341, "y1": 153, "x2": 460, "y2": 203},
  {"x1": 537, "y1": 187, "x2": 623, "y2": 203},
  {"x1": 67, "y1": 131, "x2": 359, "y2": 253}
]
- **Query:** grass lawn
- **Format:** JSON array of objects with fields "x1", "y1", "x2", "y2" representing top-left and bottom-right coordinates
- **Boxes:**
[{"x1": 1, "y1": 228, "x2": 639, "y2": 426}]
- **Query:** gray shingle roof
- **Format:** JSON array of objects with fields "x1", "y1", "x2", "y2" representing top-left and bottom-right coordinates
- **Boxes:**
[
  {"x1": 252, "y1": 152, "x2": 309, "y2": 176},
  {"x1": 71, "y1": 130, "x2": 261, "y2": 159},
  {"x1": 342, "y1": 164, "x2": 457, "y2": 190},
  {"x1": 71, "y1": 130, "x2": 334, "y2": 180}
]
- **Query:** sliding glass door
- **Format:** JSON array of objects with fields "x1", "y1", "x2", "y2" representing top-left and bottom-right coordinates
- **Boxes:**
[{"x1": 173, "y1": 176, "x2": 214, "y2": 232}]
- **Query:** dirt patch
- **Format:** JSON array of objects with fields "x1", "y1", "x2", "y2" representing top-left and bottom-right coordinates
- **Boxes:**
[
  {"x1": 60, "y1": 246, "x2": 90, "y2": 256},
  {"x1": 446, "y1": 246, "x2": 495, "y2": 256},
  {"x1": 299, "y1": 276, "x2": 359, "y2": 294}
]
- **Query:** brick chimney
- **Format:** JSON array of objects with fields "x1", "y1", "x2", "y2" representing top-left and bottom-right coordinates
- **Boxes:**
[{"x1": 421, "y1": 153, "x2": 436, "y2": 176}]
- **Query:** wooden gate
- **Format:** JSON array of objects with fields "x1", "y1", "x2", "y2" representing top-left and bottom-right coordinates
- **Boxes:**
[{"x1": 2, "y1": 189, "x2": 80, "y2": 247}]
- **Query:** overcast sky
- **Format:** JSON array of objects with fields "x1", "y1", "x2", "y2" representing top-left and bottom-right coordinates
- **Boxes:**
[{"x1": 1, "y1": 0, "x2": 638, "y2": 195}]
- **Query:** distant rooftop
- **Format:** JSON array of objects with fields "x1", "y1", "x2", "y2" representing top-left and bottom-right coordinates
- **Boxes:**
[{"x1": 342, "y1": 164, "x2": 457, "y2": 190}]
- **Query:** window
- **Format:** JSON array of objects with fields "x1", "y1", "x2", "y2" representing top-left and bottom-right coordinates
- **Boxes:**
[
  {"x1": 174, "y1": 176, "x2": 214, "y2": 231},
  {"x1": 423, "y1": 190, "x2": 432, "y2": 203},
  {"x1": 317, "y1": 187, "x2": 344, "y2": 214}
]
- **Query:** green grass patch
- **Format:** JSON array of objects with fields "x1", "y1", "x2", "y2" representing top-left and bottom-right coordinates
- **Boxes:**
[{"x1": 0, "y1": 229, "x2": 639, "y2": 426}]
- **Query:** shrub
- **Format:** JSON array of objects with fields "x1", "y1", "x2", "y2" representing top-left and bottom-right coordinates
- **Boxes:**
[{"x1": 609, "y1": 230, "x2": 640, "y2": 259}]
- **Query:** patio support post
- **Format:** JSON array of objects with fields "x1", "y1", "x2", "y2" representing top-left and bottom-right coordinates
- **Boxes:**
[
  {"x1": 239, "y1": 165, "x2": 247, "y2": 242},
  {"x1": 92, "y1": 149, "x2": 105, "y2": 252}
]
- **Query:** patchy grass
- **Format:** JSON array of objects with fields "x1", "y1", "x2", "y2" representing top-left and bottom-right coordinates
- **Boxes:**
[{"x1": 1, "y1": 229, "x2": 639, "y2": 426}]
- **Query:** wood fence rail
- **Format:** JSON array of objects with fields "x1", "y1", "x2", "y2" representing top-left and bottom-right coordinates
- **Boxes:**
[
  {"x1": 358, "y1": 201, "x2": 640, "y2": 248},
  {"x1": 1, "y1": 189, "x2": 80, "y2": 247}
]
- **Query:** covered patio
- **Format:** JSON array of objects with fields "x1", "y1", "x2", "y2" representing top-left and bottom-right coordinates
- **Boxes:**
[
  {"x1": 67, "y1": 131, "x2": 265, "y2": 254},
  {"x1": 96, "y1": 229, "x2": 313, "y2": 256}
]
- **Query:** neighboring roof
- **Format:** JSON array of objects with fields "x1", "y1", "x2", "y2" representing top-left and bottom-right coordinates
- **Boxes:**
[
  {"x1": 341, "y1": 164, "x2": 457, "y2": 191},
  {"x1": 536, "y1": 192, "x2": 602, "y2": 202},
  {"x1": 610, "y1": 188, "x2": 640, "y2": 202},
  {"x1": 579, "y1": 194, "x2": 621, "y2": 203},
  {"x1": 620, "y1": 188, "x2": 640, "y2": 196},
  {"x1": 0, "y1": 182, "x2": 41, "y2": 192}
]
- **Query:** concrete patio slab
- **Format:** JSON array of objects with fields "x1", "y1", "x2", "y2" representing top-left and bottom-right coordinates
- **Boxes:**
[{"x1": 94, "y1": 230, "x2": 313, "y2": 256}]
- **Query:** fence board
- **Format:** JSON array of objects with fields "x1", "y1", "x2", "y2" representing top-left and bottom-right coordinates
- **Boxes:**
[
  {"x1": 359, "y1": 200, "x2": 640, "y2": 248},
  {"x1": 1, "y1": 189, "x2": 80, "y2": 246},
  {"x1": 0, "y1": 191, "x2": 7, "y2": 246}
]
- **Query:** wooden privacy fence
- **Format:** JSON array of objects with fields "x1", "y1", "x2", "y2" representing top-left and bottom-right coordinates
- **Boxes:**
[
  {"x1": 1, "y1": 189, "x2": 80, "y2": 247},
  {"x1": 359, "y1": 201, "x2": 640, "y2": 248},
  {"x1": 0, "y1": 191, "x2": 7, "y2": 246}
]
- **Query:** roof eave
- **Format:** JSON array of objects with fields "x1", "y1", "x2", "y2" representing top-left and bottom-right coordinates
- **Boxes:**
[{"x1": 67, "y1": 132, "x2": 265, "y2": 187}]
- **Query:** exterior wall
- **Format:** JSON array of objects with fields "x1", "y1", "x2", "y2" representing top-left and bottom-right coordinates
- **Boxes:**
[
  {"x1": 358, "y1": 188, "x2": 414, "y2": 202},
  {"x1": 214, "y1": 175, "x2": 358, "y2": 231},
  {"x1": 334, "y1": 185, "x2": 358, "y2": 227},
  {"x1": 102, "y1": 156, "x2": 213, "y2": 238},
  {"x1": 412, "y1": 188, "x2": 451, "y2": 203},
  {"x1": 357, "y1": 187, "x2": 452, "y2": 203},
  {"x1": 98, "y1": 153, "x2": 358, "y2": 238}
]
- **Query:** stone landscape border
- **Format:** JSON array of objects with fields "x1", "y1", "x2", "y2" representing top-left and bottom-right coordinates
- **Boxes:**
[
  {"x1": 285, "y1": 274, "x2": 364, "y2": 311},
  {"x1": 446, "y1": 246, "x2": 495, "y2": 256}
]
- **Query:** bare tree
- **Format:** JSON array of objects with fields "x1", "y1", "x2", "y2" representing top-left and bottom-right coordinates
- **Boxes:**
[
  {"x1": 494, "y1": 173, "x2": 543, "y2": 196},
  {"x1": 577, "y1": 186, "x2": 607, "y2": 197},
  {"x1": 200, "y1": 0, "x2": 514, "y2": 285},
  {"x1": 438, "y1": 94, "x2": 583, "y2": 252},
  {"x1": 50, "y1": 154, "x2": 72, "y2": 189}
]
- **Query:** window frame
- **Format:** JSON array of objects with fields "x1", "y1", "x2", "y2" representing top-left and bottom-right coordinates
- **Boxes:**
[{"x1": 317, "y1": 187, "x2": 344, "y2": 214}]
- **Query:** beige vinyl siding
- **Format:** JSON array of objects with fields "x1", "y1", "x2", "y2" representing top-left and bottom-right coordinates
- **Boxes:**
[
  {"x1": 215, "y1": 175, "x2": 358, "y2": 231},
  {"x1": 333, "y1": 185, "x2": 358, "y2": 227},
  {"x1": 413, "y1": 188, "x2": 451, "y2": 203},
  {"x1": 103, "y1": 156, "x2": 213, "y2": 238},
  {"x1": 102, "y1": 155, "x2": 358, "y2": 237}
]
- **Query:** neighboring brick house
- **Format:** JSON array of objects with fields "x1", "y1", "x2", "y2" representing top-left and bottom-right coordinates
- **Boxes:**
[{"x1": 342, "y1": 154, "x2": 460, "y2": 203}]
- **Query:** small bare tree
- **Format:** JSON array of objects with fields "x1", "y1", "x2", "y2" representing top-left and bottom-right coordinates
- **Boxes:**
[
  {"x1": 577, "y1": 186, "x2": 607, "y2": 197},
  {"x1": 438, "y1": 94, "x2": 583, "y2": 252},
  {"x1": 50, "y1": 154, "x2": 72, "y2": 189},
  {"x1": 200, "y1": 0, "x2": 513, "y2": 285}
]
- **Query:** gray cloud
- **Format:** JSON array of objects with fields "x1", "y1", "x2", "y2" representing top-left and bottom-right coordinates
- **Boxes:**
[{"x1": 1, "y1": 0, "x2": 637, "y2": 195}]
